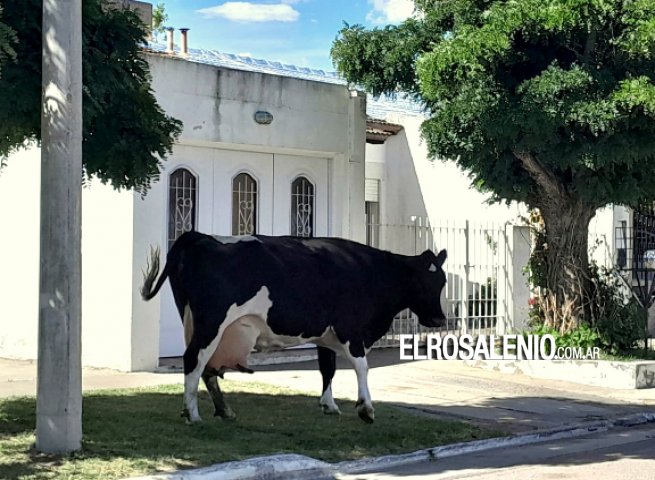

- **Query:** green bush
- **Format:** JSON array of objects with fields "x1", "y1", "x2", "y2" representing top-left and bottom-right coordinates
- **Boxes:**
[
  {"x1": 589, "y1": 264, "x2": 647, "y2": 354},
  {"x1": 528, "y1": 323, "x2": 600, "y2": 354}
]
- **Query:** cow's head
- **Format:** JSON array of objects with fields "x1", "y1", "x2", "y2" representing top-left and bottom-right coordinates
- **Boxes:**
[{"x1": 410, "y1": 249, "x2": 447, "y2": 328}]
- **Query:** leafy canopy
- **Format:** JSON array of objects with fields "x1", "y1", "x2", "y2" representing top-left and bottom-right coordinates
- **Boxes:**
[
  {"x1": 0, "y1": 6, "x2": 16, "y2": 78},
  {"x1": 331, "y1": 0, "x2": 655, "y2": 209},
  {"x1": 0, "y1": 0, "x2": 182, "y2": 191}
]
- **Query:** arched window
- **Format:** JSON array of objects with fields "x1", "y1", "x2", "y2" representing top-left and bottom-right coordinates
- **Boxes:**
[
  {"x1": 168, "y1": 168, "x2": 197, "y2": 250},
  {"x1": 291, "y1": 176, "x2": 315, "y2": 237},
  {"x1": 232, "y1": 172, "x2": 258, "y2": 235}
]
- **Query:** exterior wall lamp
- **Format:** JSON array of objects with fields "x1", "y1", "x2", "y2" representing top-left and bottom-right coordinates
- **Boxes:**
[{"x1": 254, "y1": 111, "x2": 274, "y2": 125}]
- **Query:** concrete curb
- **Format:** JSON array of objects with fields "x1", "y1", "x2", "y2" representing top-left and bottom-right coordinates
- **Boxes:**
[
  {"x1": 337, "y1": 412, "x2": 655, "y2": 474},
  {"x1": 127, "y1": 412, "x2": 655, "y2": 479},
  {"x1": 127, "y1": 454, "x2": 334, "y2": 480}
]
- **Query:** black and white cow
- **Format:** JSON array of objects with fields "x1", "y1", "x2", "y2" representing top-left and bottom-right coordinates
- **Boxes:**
[{"x1": 141, "y1": 231, "x2": 447, "y2": 424}]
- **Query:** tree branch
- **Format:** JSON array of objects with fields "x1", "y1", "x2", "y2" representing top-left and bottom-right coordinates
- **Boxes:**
[
  {"x1": 513, "y1": 150, "x2": 567, "y2": 202},
  {"x1": 582, "y1": 30, "x2": 597, "y2": 65}
]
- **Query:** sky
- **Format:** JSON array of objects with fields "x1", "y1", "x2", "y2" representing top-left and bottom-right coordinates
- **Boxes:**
[{"x1": 159, "y1": 0, "x2": 415, "y2": 72}]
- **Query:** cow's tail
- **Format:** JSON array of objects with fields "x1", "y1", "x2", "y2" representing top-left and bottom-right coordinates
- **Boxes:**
[{"x1": 141, "y1": 246, "x2": 169, "y2": 301}]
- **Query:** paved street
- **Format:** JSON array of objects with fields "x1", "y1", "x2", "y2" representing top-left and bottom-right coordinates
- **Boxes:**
[{"x1": 337, "y1": 424, "x2": 655, "y2": 479}]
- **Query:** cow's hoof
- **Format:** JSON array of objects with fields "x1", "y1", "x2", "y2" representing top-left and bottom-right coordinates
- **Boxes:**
[
  {"x1": 215, "y1": 407, "x2": 236, "y2": 420},
  {"x1": 356, "y1": 401, "x2": 375, "y2": 424},
  {"x1": 181, "y1": 408, "x2": 202, "y2": 424},
  {"x1": 321, "y1": 403, "x2": 342, "y2": 415}
]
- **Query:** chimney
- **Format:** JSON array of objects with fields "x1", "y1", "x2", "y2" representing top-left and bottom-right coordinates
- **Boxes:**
[
  {"x1": 166, "y1": 27, "x2": 175, "y2": 54},
  {"x1": 179, "y1": 28, "x2": 189, "y2": 56}
]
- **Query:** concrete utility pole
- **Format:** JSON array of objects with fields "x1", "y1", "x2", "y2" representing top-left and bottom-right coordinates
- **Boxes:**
[{"x1": 36, "y1": 0, "x2": 83, "y2": 453}]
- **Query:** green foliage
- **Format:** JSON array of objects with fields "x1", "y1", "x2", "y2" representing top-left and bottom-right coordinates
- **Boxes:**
[
  {"x1": 152, "y1": 3, "x2": 168, "y2": 41},
  {"x1": 331, "y1": 0, "x2": 655, "y2": 209},
  {"x1": 529, "y1": 323, "x2": 600, "y2": 352},
  {"x1": 332, "y1": 1, "x2": 655, "y2": 329},
  {"x1": 0, "y1": 0, "x2": 182, "y2": 190},
  {"x1": 0, "y1": 6, "x2": 17, "y2": 79},
  {"x1": 589, "y1": 264, "x2": 647, "y2": 353},
  {"x1": 528, "y1": 264, "x2": 648, "y2": 354}
]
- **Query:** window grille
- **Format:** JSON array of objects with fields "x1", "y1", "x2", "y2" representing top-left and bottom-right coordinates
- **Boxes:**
[
  {"x1": 366, "y1": 201, "x2": 380, "y2": 248},
  {"x1": 291, "y1": 176, "x2": 315, "y2": 237},
  {"x1": 232, "y1": 172, "x2": 258, "y2": 235},
  {"x1": 168, "y1": 168, "x2": 197, "y2": 250}
]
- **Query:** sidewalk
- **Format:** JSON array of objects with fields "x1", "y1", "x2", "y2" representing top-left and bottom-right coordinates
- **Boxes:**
[{"x1": 3, "y1": 349, "x2": 654, "y2": 434}]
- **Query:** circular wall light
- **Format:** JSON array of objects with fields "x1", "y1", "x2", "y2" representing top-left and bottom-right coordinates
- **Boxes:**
[{"x1": 254, "y1": 111, "x2": 274, "y2": 125}]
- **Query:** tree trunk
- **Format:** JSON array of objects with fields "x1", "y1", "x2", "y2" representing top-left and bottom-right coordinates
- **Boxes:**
[{"x1": 538, "y1": 202, "x2": 596, "y2": 333}]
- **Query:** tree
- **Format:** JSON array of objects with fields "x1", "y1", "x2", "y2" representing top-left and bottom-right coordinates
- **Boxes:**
[
  {"x1": 0, "y1": 6, "x2": 17, "y2": 77},
  {"x1": 331, "y1": 0, "x2": 655, "y2": 331},
  {"x1": 0, "y1": 0, "x2": 182, "y2": 190},
  {"x1": 152, "y1": 3, "x2": 168, "y2": 42}
]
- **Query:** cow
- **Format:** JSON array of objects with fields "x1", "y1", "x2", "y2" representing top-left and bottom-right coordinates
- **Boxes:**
[{"x1": 140, "y1": 231, "x2": 447, "y2": 424}]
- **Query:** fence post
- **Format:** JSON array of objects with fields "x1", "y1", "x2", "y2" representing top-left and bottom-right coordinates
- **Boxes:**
[
  {"x1": 460, "y1": 220, "x2": 470, "y2": 335},
  {"x1": 498, "y1": 224, "x2": 532, "y2": 334}
]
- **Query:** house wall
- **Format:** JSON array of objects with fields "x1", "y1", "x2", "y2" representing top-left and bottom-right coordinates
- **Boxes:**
[
  {"x1": 0, "y1": 146, "x2": 41, "y2": 359},
  {"x1": 381, "y1": 113, "x2": 527, "y2": 225},
  {"x1": 146, "y1": 53, "x2": 365, "y2": 241},
  {"x1": 0, "y1": 146, "x2": 135, "y2": 370}
]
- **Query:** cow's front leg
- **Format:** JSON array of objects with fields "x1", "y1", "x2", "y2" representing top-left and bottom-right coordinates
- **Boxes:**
[
  {"x1": 351, "y1": 355, "x2": 374, "y2": 423},
  {"x1": 202, "y1": 369, "x2": 235, "y2": 420},
  {"x1": 317, "y1": 346, "x2": 340, "y2": 415}
]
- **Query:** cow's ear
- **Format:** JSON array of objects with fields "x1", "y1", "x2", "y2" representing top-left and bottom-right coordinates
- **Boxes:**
[{"x1": 435, "y1": 249, "x2": 447, "y2": 267}]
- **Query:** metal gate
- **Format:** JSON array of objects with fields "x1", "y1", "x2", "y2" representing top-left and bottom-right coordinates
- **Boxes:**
[{"x1": 373, "y1": 218, "x2": 506, "y2": 347}]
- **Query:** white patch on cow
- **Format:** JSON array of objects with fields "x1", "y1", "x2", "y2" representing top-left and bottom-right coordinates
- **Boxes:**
[
  {"x1": 429, "y1": 263, "x2": 437, "y2": 272},
  {"x1": 319, "y1": 385, "x2": 341, "y2": 415},
  {"x1": 211, "y1": 235, "x2": 260, "y2": 244},
  {"x1": 351, "y1": 356, "x2": 372, "y2": 408},
  {"x1": 183, "y1": 286, "x2": 273, "y2": 422}
]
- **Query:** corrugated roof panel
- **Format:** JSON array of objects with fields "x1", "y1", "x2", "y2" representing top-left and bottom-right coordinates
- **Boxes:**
[{"x1": 144, "y1": 42, "x2": 426, "y2": 119}]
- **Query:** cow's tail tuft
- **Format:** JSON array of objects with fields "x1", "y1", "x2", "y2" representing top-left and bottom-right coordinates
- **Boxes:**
[{"x1": 141, "y1": 246, "x2": 168, "y2": 301}]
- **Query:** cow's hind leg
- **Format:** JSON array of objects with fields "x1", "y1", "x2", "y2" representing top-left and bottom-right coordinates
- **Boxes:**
[
  {"x1": 317, "y1": 346, "x2": 340, "y2": 415},
  {"x1": 182, "y1": 338, "x2": 205, "y2": 423},
  {"x1": 182, "y1": 329, "x2": 221, "y2": 423},
  {"x1": 202, "y1": 369, "x2": 236, "y2": 420}
]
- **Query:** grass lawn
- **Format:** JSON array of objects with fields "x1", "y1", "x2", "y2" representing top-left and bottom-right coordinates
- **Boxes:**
[{"x1": 0, "y1": 380, "x2": 503, "y2": 479}]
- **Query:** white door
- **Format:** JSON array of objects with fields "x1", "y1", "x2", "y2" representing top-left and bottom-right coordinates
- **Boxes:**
[{"x1": 159, "y1": 150, "x2": 329, "y2": 358}]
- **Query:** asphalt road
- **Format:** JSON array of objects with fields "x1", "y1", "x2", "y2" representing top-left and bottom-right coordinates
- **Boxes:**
[{"x1": 337, "y1": 424, "x2": 655, "y2": 480}]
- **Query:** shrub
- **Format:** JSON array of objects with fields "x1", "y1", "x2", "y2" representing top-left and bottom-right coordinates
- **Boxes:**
[{"x1": 589, "y1": 264, "x2": 647, "y2": 354}]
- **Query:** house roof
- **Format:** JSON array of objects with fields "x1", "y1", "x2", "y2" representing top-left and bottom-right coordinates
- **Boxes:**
[
  {"x1": 366, "y1": 118, "x2": 404, "y2": 144},
  {"x1": 145, "y1": 43, "x2": 427, "y2": 120}
]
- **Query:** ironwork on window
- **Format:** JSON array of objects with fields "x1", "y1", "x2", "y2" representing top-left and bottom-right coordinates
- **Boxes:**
[
  {"x1": 168, "y1": 168, "x2": 197, "y2": 250},
  {"x1": 291, "y1": 176, "x2": 315, "y2": 237},
  {"x1": 232, "y1": 172, "x2": 258, "y2": 235}
]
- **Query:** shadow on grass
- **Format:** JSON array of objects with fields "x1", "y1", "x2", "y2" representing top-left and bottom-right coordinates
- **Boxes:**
[{"x1": 0, "y1": 382, "x2": 498, "y2": 480}]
